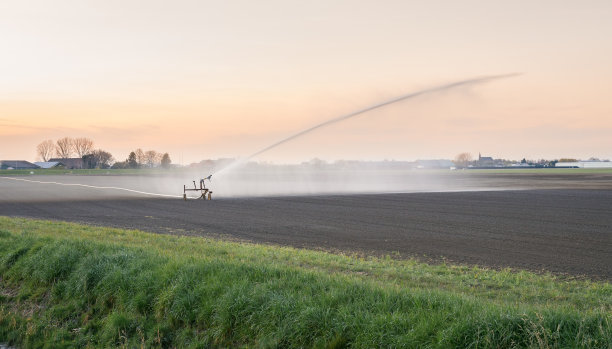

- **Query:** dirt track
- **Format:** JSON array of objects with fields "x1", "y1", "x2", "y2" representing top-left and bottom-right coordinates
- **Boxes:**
[{"x1": 1, "y1": 189, "x2": 610, "y2": 279}]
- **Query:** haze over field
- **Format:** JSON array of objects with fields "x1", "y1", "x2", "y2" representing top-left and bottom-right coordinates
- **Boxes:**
[{"x1": 1, "y1": 1, "x2": 611, "y2": 164}]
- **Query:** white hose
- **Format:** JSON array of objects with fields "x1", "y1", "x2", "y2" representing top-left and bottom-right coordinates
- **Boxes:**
[{"x1": 0, "y1": 176, "x2": 182, "y2": 198}]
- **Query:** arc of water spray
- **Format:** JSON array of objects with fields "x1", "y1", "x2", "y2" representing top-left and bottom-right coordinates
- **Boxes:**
[
  {"x1": 0, "y1": 74, "x2": 518, "y2": 199},
  {"x1": 213, "y1": 73, "x2": 520, "y2": 176}
]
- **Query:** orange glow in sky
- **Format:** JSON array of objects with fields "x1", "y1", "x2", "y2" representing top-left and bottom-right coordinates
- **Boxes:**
[{"x1": 1, "y1": 1, "x2": 611, "y2": 164}]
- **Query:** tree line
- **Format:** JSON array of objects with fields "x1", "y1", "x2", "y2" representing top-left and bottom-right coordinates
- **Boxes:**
[
  {"x1": 36, "y1": 137, "x2": 171, "y2": 169},
  {"x1": 112, "y1": 149, "x2": 171, "y2": 169},
  {"x1": 36, "y1": 137, "x2": 114, "y2": 169}
]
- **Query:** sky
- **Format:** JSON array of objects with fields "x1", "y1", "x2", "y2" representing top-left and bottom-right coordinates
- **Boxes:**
[{"x1": 1, "y1": 0, "x2": 611, "y2": 164}]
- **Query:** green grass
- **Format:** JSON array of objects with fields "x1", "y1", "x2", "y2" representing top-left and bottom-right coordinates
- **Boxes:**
[{"x1": 0, "y1": 217, "x2": 610, "y2": 348}]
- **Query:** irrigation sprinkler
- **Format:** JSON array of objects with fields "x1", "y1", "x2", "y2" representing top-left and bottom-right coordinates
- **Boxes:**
[{"x1": 183, "y1": 175, "x2": 213, "y2": 200}]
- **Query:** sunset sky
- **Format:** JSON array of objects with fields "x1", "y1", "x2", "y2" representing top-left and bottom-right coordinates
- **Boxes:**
[{"x1": 1, "y1": 0, "x2": 611, "y2": 164}]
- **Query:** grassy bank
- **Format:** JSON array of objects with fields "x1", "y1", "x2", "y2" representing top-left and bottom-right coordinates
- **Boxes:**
[{"x1": 0, "y1": 217, "x2": 610, "y2": 348}]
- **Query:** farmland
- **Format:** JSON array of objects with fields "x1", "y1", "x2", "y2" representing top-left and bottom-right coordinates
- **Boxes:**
[{"x1": 0, "y1": 170, "x2": 610, "y2": 347}]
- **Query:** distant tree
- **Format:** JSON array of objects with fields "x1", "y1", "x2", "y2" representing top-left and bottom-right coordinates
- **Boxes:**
[
  {"x1": 454, "y1": 152, "x2": 473, "y2": 168},
  {"x1": 73, "y1": 137, "x2": 94, "y2": 158},
  {"x1": 310, "y1": 158, "x2": 327, "y2": 165},
  {"x1": 83, "y1": 150, "x2": 112, "y2": 169},
  {"x1": 36, "y1": 140, "x2": 55, "y2": 161},
  {"x1": 111, "y1": 161, "x2": 127, "y2": 169},
  {"x1": 55, "y1": 137, "x2": 74, "y2": 159},
  {"x1": 134, "y1": 148, "x2": 146, "y2": 167},
  {"x1": 559, "y1": 158, "x2": 578, "y2": 163},
  {"x1": 144, "y1": 150, "x2": 158, "y2": 168},
  {"x1": 127, "y1": 152, "x2": 138, "y2": 169},
  {"x1": 92, "y1": 149, "x2": 114, "y2": 169},
  {"x1": 521, "y1": 158, "x2": 527, "y2": 164},
  {"x1": 161, "y1": 153, "x2": 171, "y2": 169}
]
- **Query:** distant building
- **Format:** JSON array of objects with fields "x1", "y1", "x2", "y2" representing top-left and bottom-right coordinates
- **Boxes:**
[
  {"x1": 0, "y1": 160, "x2": 40, "y2": 170},
  {"x1": 555, "y1": 161, "x2": 612, "y2": 169},
  {"x1": 34, "y1": 161, "x2": 65, "y2": 169},
  {"x1": 477, "y1": 153, "x2": 496, "y2": 167},
  {"x1": 48, "y1": 158, "x2": 84, "y2": 169}
]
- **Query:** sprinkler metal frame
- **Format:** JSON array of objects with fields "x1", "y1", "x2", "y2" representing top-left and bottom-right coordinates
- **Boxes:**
[{"x1": 183, "y1": 178, "x2": 212, "y2": 200}]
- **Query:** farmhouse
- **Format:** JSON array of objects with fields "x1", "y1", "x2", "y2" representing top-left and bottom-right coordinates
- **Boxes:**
[
  {"x1": 34, "y1": 161, "x2": 65, "y2": 169},
  {"x1": 0, "y1": 160, "x2": 40, "y2": 170},
  {"x1": 48, "y1": 158, "x2": 84, "y2": 169}
]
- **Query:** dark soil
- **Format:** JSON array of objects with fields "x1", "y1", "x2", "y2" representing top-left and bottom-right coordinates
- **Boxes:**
[{"x1": 1, "y1": 189, "x2": 610, "y2": 279}]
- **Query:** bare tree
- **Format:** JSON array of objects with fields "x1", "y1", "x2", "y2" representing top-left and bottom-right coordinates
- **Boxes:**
[
  {"x1": 145, "y1": 150, "x2": 158, "y2": 168},
  {"x1": 36, "y1": 140, "x2": 55, "y2": 161},
  {"x1": 73, "y1": 137, "x2": 94, "y2": 157},
  {"x1": 454, "y1": 152, "x2": 473, "y2": 168},
  {"x1": 55, "y1": 137, "x2": 74, "y2": 159},
  {"x1": 134, "y1": 148, "x2": 146, "y2": 167}
]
